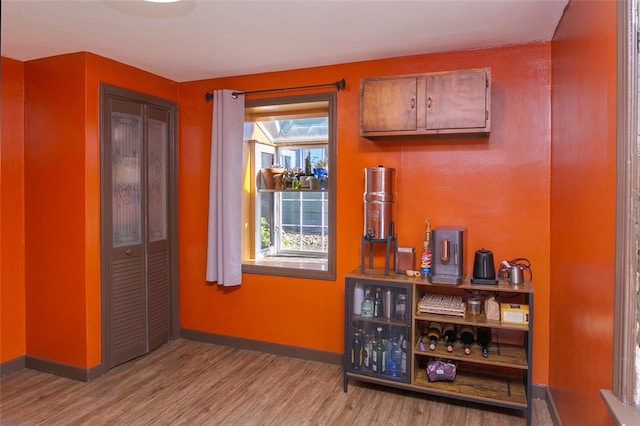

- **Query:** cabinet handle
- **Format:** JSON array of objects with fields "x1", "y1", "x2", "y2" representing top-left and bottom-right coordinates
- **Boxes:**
[
  {"x1": 125, "y1": 248, "x2": 133, "y2": 256},
  {"x1": 427, "y1": 97, "x2": 432, "y2": 109},
  {"x1": 411, "y1": 98, "x2": 415, "y2": 109}
]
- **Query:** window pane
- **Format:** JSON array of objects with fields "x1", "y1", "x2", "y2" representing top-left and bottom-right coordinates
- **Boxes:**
[
  {"x1": 112, "y1": 112, "x2": 142, "y2": 248},
  {"x1": 148, "y1": 117, "x2": 168, "y2": 243},
  {"x1": 279, "y1": 192, "x2": 328, "y2": 254},
  {"x1": 256, "y1": 117, "x2": 328, "y2": 143},
  {"x1": 260, "y1": 192, "x2": 274, "y2": 251}
]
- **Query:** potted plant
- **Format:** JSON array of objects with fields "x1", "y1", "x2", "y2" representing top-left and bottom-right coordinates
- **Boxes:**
[
  {"x1": 313, "y1": 158, "x2": 328, "y2": 179},
  {"x1": 282, "y1": 169, "x2": 294, "y2": 189},
  {"x1": 300, "y1": 151, "x2": 313, "y2": 188},
  {"x1": 260, "y1": 166, "x2": 285, "y2": 189},
  {"x1": 305, "y1": 151, "x2": 313, "y2": 176}
]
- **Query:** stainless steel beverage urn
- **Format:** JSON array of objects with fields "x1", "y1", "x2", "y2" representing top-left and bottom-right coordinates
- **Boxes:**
[
  {"x1": 363, "y1": 166, "x2": 396, "y2": 240},
  {"x1": 430, "y1": 226, "x2": 466, "y2": 284}
]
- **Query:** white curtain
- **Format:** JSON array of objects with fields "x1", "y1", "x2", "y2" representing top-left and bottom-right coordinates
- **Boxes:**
[{"x1": 206, "y1": 89, "x2": 245, "y2": 286}]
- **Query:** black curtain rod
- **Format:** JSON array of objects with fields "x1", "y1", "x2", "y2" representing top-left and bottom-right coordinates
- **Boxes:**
[{"x1": 204, "y1": 78, "x2": 345, "y2": 101}]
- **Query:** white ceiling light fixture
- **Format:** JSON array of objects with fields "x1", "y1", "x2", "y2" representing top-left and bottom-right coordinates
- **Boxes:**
[{"x1": 144, "y1": 0, "x2": 182, "y2": 3}]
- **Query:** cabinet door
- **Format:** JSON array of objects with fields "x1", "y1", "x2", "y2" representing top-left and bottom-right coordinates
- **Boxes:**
[
  {"x1": 425, "y1": 69, "x2": 489, "y2": 131},
  {"x1": 361, "y1": 77, "x2": 418, "y2": 133},
  {"x1": 109, "y1": 99, "x2": 146, "y2": 366},
  {"x1": 345, "y1": 279, "x2": 412, "y2": 383}
]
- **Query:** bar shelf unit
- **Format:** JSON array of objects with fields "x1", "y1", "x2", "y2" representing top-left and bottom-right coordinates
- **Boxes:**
[{"x1": 344, "y1": 268, "x2": 534, "y2": 425}]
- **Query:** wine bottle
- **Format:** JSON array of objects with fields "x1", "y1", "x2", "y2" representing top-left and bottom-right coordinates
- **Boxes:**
[
  {"x1": 363, "y1": 326, "x2": 373, "y2": 369},
  {"x1": 477, "y1": 327, "x2": 492, "y2": 358},
  {"x1": 351, "y1": 331, "x2": 363, "y2": 369},
  {"x1": 427, "y1": 321, "x2": 442, "y2": 350},
  {"x1": 372, "y1": 326, "x2": 386, "y2": 373},
  {"x1": 460, "y1": 325, "x2": 475, "y2": 355},
  {"x1": 442, "y1": 323, "x2": 457, "y2": 352}
]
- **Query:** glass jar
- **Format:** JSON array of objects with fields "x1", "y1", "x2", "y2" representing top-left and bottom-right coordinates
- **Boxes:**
[{"x1": 395, "y1": 294, "x2": 407, "y2": 321}]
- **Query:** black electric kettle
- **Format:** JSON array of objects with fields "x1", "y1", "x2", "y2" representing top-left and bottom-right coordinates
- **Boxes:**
[{"x1": 471, "y1": 248, "x2": 498, "y2": 285}]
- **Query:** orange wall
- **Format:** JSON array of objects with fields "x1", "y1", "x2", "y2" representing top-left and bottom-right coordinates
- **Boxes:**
[
  {"x1": 1, "y1": 57, "x2": 26, "y2": 363},
  {"x1": 25, "y1": 53, "x2": 93, "y2": 366},
  {"x1": 550, "y1": 1, "x2": 617, "y2": 425},
  {"x1": 5, "y1": 41, "x2": 580, "y2": 395},
  {"x1": 82, "y1": 54, "x2": 178, "y2": 366},
  {"x1": 178, "y1": 43, "x2": 552, "y2": 384},
  {"x1": 23, "y1": 52, "x2": 177, "y2": 368}
]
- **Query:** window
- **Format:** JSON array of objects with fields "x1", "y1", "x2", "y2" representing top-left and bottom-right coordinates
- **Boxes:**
[{"x1": 241, "y1": 93, "x2": 336, "y2": 280}]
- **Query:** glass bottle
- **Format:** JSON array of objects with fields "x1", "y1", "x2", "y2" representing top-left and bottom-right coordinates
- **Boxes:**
[
  {"x1": 363, "y1": 325, "x2": 373, "y2": 369},
  {"x1": 373, "y1": 287, "x2": 384, "y2": 318},
  {"x1": 400, "y1": 333, "x2": 407, "y2": 375},
  {"x1": 372, "y1": 326, "x2": 386, "y2": 374},
  {"x1": 395, "y1": 293, "x2": 407, "y2": 321},
  {"x1": 361, "y1": 288, "x2": 373, "y2": 318},
  {"x1": 351, "y1": 330, "x2": 363, "y2": 370},
  {"x1": 386, "y1": 332, "x2": 402, "y2": 377},
  {"x1": 419, "y1": 218, "x2": 433, "y2": 275},
  {"x1": 353, "y1": 282, "x2": 364, "y2": 316},
  {"x1": 383, "y1": 287, "x2": 393, "y2": 319},
  {"x1": 443, "y1": 323, "x2": 457, "y2": 353},
  {"x1": 477, "y1": 327, "x2": 492, "y2": 358},
  {"x1": 460, "y1": 325, "x2": 475, "y2": 355},
  {"x1": 427, "y1": 321, "x2": 442, "y2": 350}
]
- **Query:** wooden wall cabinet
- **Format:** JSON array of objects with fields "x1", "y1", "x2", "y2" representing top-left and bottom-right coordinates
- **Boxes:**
[
  {"x1": 360, "y1": 68, "x2": 491, "y2": 138},
  {"x1": 344, "y1": 268, "x2": 533, "y2": 425}
]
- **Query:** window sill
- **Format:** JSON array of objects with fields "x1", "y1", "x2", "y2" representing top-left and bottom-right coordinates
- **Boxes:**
[
  {"x1": 258, "y1": 188, "x2": 328, "y2": 193},
  {"x1": 246, "y1": 256, "x2": 327, "y2": 268},
  {"x1": 242, "y1": 257, "x2": 334, "y2": 280},
  {"x1": 601, "y1": 390, "x2": 640, "y2": 425}
]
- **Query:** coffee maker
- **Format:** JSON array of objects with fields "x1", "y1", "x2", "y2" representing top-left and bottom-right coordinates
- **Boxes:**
[{"x1": 429, "y1": 226, "x2": 466, "y2": 285}]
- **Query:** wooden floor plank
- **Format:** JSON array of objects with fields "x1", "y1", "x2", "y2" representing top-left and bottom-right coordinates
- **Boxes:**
[{"x1": 0, "y1": 339, "x2": 553, "y2": 425}]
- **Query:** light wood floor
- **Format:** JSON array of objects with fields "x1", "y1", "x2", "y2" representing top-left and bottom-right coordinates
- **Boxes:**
[{"x1": 0, "y1": 339, "x2": 554, "y2": 425}]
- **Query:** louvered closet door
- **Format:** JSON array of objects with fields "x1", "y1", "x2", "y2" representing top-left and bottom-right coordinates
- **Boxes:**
[
  {"x1": 146, "y1": 106, "x2": 169, "y2": 351},
  {"x1": 107, "y1": 99, "x2": 169, "y2": 368}
]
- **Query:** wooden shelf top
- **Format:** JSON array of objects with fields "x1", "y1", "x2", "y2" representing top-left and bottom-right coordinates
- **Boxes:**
[
  {"x1": 347, "y1": 268, "x2": 534, "y2": 294},
  {"x1": 412, "y1": 369, "x2": 528, "y2": 409},
  {"x1": 414, "y1": 341, "x2": 528, "y2": 369}
]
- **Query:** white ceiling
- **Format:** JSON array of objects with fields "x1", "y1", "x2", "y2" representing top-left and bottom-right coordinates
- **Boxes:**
[{"x1": 1, "y1": 0, "x2": 568, "y2": 83}]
